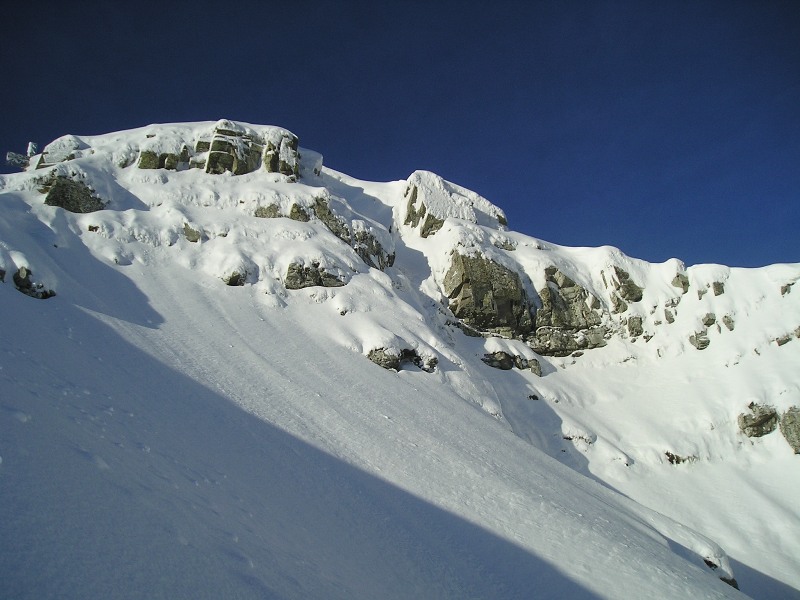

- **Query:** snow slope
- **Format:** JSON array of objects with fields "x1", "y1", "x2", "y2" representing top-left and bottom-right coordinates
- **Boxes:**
[{"x1": 2, "y1": 120, "x2": 798, "y2": 599}]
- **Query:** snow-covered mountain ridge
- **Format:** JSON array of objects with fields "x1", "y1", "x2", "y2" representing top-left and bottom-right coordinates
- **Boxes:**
[{"x1": 2, "y1": 119, "x2": 799, "y2": 599}]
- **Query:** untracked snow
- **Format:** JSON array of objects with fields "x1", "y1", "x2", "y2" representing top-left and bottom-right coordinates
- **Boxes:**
[{"x1": 2, "y1": 120, "x2": 798, "y2": 599}]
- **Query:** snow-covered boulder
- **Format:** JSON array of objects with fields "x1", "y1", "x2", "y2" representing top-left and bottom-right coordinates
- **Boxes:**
[{"x1": 402, "y1": 170, "x2": 507, "y2": 237}]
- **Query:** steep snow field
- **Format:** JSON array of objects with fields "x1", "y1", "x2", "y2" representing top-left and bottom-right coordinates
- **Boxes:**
[{"x1": 1, "y1": 121, "x2": 798, "y2": 599}]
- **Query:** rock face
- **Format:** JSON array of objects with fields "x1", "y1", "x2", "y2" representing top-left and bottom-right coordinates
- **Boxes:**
[
  {"x1": 608, "y1": 267, "x2": 643, "y2": 313},
  {"x1": 442, "y1": 253, "x2": 533, "y2": 338},
  {"x1": 779, "y1": 407, "x2": 800, "y2": 453},
  {"x1": 530, "y1": 267, "x2": 606, "y2": 357},
  {"x1": 738, "y1": 403, "x2": 779, "y2": 438},
  {"x1": 284, "y1": 262, "x2": 345, "y2": 289},
  {"x1": 44, "y1": 177, "x2": 106, "y2": 213},
  {"x1": 136, "y1": 120, "x2": 299, "y2": 178}
]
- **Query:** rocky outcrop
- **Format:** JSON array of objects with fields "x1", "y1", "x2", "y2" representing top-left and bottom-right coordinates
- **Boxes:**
[
  {"x1": 442, "y1": 253, "x2": 533, "y2": 338},
  {"x1": 367, "y1": 348, "x2": 437, "y2": 372},
  {"x1": 779, "y1": 407, "x2": 800, "y2": 454},
  {"x1": 481, "y1": 351, "x2": 530, "y2": 370},
  {"x1": 284, "y1": 262, "x2": 345, "y2": 289},
  {"x1": 609, "y1": 267, "x2": 643, "y2": 313},
  {"x1": 404, "y1": 184, "x2": 445, "y2": 238},
  {"x1": 738, "y1": 403, "x2": 778, "y2": 438},
  {"x1": 136, "y1": 120, "x2": 299, "y2": 178},
  {"x1": 689, "y1": 330, "x2": 710, "y2": 350},
  {"x1": 529, "y1": 267, "x2": 606, "y2": 356},
  {"x1": 44, "y1": 177, "x2": 106, "y2": 213},
  {"x1": 12, "y1": 267, "x2": 56, "y2": 299},
  {"x1": 402, "y1": 171, "x2": 507, "y2": 237},
  {"x1": 671, "y1": 273, "x2": 690, "y2": 294}
]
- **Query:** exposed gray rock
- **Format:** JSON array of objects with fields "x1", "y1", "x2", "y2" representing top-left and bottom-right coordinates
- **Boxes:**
[
  {"x1": 722, "y1": 315, "x2": 735, "y2": 331},
  {"x1": 530, "y1": 267, "x2": 606, "y2": 356},
  {"x1": 671, "y1": 273, "x2": 690, "y2": 294},
  {"x1": 529, "y1": 358, "x2": 542, "y2": 377},
  {"x1": 183, "y1": 223, "x2": 202, "y2": 243},
  {"x1": 313, "y1": 198, "x2": 351, "y2": 244},
  {"x1": 627, "y1": 316, "x2": 643, "y2": 338},
  {"x1": 665, "y1": 451, "x2": 697, "y2": 465},
  {"x1": 288, "y1": 204, "x2": 310, "y2": 222},
  {"x1": 44, "y1": 177, "x2": 106, "y2": 213},
  {"x1": 702, "y1": 313, "x2": 716, "y2": 327},
  {"x1": 664, "y1": 308, "x2": 675, "y2": 324},
  {"x1": 776, "y1": 334, "x2": 792, "y2": 347},
  {"x1": 781, "y1": 282, "x2": 795, "y2": 295},
  {"x1": 481, "y1": 351, "x2": 515, "y2": 370},
  {"x1": 698, "y1": 287, "x2": 708, "y2": 300},
  {"x1": 689, "y1": 330, "x2": 710, "y2": 350},
  {"x1": 254, "y1": 204, "x2": 281, "y2": 218},
  {"x1": 779, "y1": 407, "x2": 800, "y2": 454},
  {"x1": 12, "y1": 267, "x2": 56, "y2": 299},
  {"x1": 712, "y1": 281, "x2": 725, "y2": 296},
  {"x1": 353, "y1": 227, "x2": 394, "y2": 270},
  {"x1": 196, "y1": 120, "x2": 298, "y2": 177},
  {"x1": 442, "y1": 253, "x2": 533, "y2": 338},
  {"x1": 223, "y1": 271, "x2": 246, "y2": 286},
  {"x1": 403, "y1": 184, "x2": 445, "y2": 238},
  {"x1": 738, "y1": 403, "x2": 778, "y2": 438},
  {"x1": 137, "y1": 150, "x2": 160, "y2": 169},
  {"x1": 367, "y1": 348, "x2": 437, "y2": 372},
  {"x1": 367, "y1": 348, "x2": 400, "y2": 370},
  {"x1": 612, "y1": 267, "x2": 644, "y2": 303},
  {"x1": 284, "y1": 262, "x2": 345, "y2": 289},
  {"x1": 536, "y1": 267, "x2": 602, "y2": 331}
]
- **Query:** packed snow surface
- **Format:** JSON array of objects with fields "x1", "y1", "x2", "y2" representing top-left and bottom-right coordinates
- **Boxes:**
[{"x1": 2, "y1": 121, "x2": 799, "y2": 599}]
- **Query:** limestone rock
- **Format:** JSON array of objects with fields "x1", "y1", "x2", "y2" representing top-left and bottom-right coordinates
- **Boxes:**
[
  {"x1": 44, "y1": 177, "x2": 106, "y2": 213},
  {"x1": 664, "y1": 308, "x2": 675, "y2": 324},
  {"x1": 712, "y1": 281, "x2": 725, "y2": 296},
  {"x1": 442, "y1": 253, "x2": 533, "y2": 338},
  {"x1": 284, "y1": 262, "x2": 345, "y2": 289},
  {"x1": 530, "y1": 267, "x2": 606, "y2": 356},
  {"x1": 722, "y1": 315, "x2": 735, "y2": 331},
  {"x1": 183, "y1": 223, "x2": 202, "y2": 243},
  {"x1": 627, "y1": 316, "x2": 644, "y2": 338},
  {"x1": 671, "y1": 273, "x2": 690, "y2": 294},
  {"x1": 738, "y1": 403, "x2": 778, "y2": 438},
  {"x1": 779, "y1": 407, "x2": 800, "y2": 453},
  {"x1": 313, "y1": 198, "x2": 351, "y2": 244},
  {"x1": 402, "y1": 170, "x2": 507, "y2": 237},
  {"x1": 12, "y1": 267, "x2": 56, "y2": 299},
  {"x1": 689, "y1": 330, "x2": 710, "y2": 350},
  {"x1": 702, "y1": 313, "x2": 716, "y2": 327},
  {"x1": 529, "y1": 358, "x2": 542, "y2": 377},
  {"x1": 536, "y1": 267, "x2": 602, "y2": 331},
  {"x1": 367, "y1": 348, "x2": 401, "y2": 370},
  {"x1": 612, "y1": 267, "x2": 643, "y2": 303},
  {"x1": 481, "y1": 351, "x2": 518, "y2": 370},
  {"x1": 367, "y1": 348, "x2": 437, "y2": 372},
  {"x1": 254, "y1": 204, "x2": 281, "y2": 218}
]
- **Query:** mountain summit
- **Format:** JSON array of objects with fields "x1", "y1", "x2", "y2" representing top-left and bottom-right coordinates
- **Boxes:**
[{"x1": 2, "y1": 120, "x2": 798, "y2": 599}]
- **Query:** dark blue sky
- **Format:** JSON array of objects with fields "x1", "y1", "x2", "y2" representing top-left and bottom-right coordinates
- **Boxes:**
[{"x1": 2, "y1": 1, "x2": 798, "y2": 266}]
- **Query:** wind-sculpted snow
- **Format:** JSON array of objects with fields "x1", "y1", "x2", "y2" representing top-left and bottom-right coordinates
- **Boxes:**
[{"x1": 2, "y1": 120, "x2": 799, "y2": 598}]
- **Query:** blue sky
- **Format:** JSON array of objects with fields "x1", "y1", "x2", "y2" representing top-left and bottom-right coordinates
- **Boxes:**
[{"x1": 2, "y1": 1, "x2": 798, "y2": 266}]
